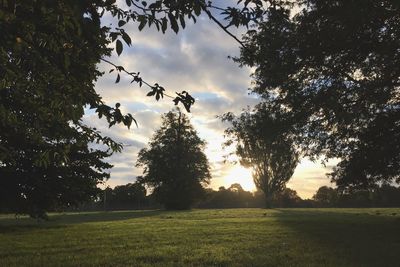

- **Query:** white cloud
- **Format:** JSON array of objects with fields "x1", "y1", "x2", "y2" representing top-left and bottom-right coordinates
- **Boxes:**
[{"x1": 87, "y1": 11, "x2": 333, "y2": 198}]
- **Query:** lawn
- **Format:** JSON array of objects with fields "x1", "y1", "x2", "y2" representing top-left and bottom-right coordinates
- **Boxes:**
[{"x1": 0, "y1": 208, "x2": 399, "y2": 266}]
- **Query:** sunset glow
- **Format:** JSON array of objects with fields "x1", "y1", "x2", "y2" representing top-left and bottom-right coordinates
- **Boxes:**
[
  {"x1": 90, "y1": 10, "x2": 333, "y2": 198},
  {"x1": 223, "y1": 165, "x2": 256, "y2": 192}
]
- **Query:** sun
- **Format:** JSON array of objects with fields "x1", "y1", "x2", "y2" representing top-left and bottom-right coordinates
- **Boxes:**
[{"x1": 224, "y1": 165, "x2": 256, "y2": 192}]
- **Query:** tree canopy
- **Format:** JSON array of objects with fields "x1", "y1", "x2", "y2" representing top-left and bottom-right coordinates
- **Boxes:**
[
  {"x1": 223, "y1": 103, "x2": 299, "y2": 207},
  {"x1": 136, "y1": 109, "x2": 211, "y2": 209},
  {"x1": 236, "y1": 0, "x2": 400, "y2": 189},
  {"x1": 1, "y1": 1, "x2": 122, "y2": 217}
]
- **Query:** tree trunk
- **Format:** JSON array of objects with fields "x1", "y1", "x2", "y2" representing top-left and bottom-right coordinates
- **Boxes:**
[{"x1": 265, "y1": 194, "x2": 273, "y2": 209}]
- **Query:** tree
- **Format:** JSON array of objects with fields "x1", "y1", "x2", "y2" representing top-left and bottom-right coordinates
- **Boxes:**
[
  {"x1": 273, "y1": 188, "x2": 302, "y2": 208},
  {"x1": 236, "y1": 0, "x2": 400, "y2": 189},
  {"x1": 0, "y1": 0, "x2": 233, "y2": 217},
  {"x1": 223, "y1": 104, "x2": 299, "y2": 208},
  {"x1": 136, "y1": 108, "x2": 211, "y2": 209},
  {"x1": 197, "y1": 184, "x2": 259, "y2": 208},
  {"x1": 101, "y1": 182, "x2": 147, "y2": 210},
  {"x1": 312, "y1": 186, "x2": 338, "y2": 207}
]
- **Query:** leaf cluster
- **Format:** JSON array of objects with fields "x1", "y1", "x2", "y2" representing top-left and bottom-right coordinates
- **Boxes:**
[{"x1": 235, "y1": 0, "x2": 400, "y2": 189}]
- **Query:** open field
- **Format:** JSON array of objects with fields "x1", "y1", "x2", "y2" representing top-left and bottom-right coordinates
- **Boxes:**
[{"x1": 1, "y1": 208, "x2": 399, "y2": 266}]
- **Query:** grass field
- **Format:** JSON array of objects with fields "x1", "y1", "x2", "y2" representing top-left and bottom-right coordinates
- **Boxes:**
[{"x1": 0, "y1": 208, "x2": 399, "y2": 266}]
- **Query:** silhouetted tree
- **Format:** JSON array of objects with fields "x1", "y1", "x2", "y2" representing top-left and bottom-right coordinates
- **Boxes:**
[
  {"x1": 102, "y1": 182, "x2": 147, "y2": 210},
  {"x1": 313, "y1": 186, "x2": 339, "y2": 207},
  {"x1": 0, "y1": 0, "x2": 139, "y2": 218},
  {"x1": 273, "y1": 188, "x2": 302, "y2": 208},
  {"x1": 223, "y1": 104, "x2": 299, "y2": 208},
  {"x1": 136, "y1": 109, "x2": 211, "y2": 209},
  {"x1": 226, "y1": 183, "x2": 254, "y2": 208},
  {"x1": 372, "y1": 185, "x2": 400, "y2": 207},
  {"x1": 236, "y1": 0, "x2": 400, "y2": 189},
  {"x1": 311, "y1": 185, "x2": 400, "y2": 208}
]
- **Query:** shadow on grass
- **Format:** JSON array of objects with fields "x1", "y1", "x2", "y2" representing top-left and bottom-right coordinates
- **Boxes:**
[
  {"x1": 0, "y1": 210, "x2": 165, "y2": 233},
  {"x1": 274, "y1": 209, "x2": 400, "y2": 267}
]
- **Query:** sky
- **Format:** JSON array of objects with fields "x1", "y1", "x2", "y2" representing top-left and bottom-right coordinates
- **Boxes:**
[{"x1": 84, "y1": 4, "x2": 335, "y2": 199}]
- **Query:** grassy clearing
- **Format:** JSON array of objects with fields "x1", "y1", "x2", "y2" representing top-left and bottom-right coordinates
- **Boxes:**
[{"x1": 0, "y1": 208, "x2": 399, "y2": 266}]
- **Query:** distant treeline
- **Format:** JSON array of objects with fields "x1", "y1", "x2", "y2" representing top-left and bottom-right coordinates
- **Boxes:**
[
  {"x1": 4, "y1": 183, "x2": 398, "y2": 214},
  {"x1": 62, "y1": 183, "x2": 400, "y2": 212}
]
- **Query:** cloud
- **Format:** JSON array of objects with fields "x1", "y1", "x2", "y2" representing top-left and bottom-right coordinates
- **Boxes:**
[{"x1": 87, "y1": 11, "x2": 332, "y2": 198}]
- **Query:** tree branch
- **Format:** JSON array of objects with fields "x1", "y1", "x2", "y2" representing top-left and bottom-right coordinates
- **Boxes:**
[
  {"x1": 100, "y1": 57, "x2": 174, "y2": 99},
  {"x1": 203, "y1": 8, "x2": 248, "y2": 51}
]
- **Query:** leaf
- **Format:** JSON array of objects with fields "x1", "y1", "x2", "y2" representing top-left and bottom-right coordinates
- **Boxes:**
[
  {"x1": 179, "y1": 15, "x2": 186, "y2": 29},
  {"x1": 122, "y1": 32, "x2": 132, "y2": 46},
  {"x1": 147, "y1": 90, "x2": 156, "y2": 96},
  {"x1": 194, "y1": 2, "x2": 201, "y2": 16},
  {"x1": 110, "y1": 32, "x2": 119, "y2": 42},
  {"x1": 118, "y1": 20, "x2": 126, "y2": 27},
  {"x1": 116, "y1": 40, "x2": 123, "y2": 56},
  {"x1": 168, "y1": 13, "x2": 179, "y2": 33},
  {"x1": 132, "y1": 117, "x2": 138, "y2": 128},
  {"x1": 109, "y1": 121, "x2": 116, "y2": 128},
  {"x1": 115, "y1": 74, "x2": 120, "y2": 83},
  {"x1": 125, "y1": 0, "x2": 131, "y2": 7},
  {"x1": 138, "y1": 17, "x2": 147, "y2": 31},
  {"x1": 161, "y1": 17, "x2": 168, "y2": 33}
]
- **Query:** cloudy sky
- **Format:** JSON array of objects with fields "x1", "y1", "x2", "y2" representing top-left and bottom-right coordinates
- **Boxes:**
[{"x1": 84, "y1": 5, "x2": 335, "y2": 198}]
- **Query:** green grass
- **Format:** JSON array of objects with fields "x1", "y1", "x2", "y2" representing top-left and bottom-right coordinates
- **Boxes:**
[{"x1": 1, "y1": 208, "x2": 399, "y2": 266}]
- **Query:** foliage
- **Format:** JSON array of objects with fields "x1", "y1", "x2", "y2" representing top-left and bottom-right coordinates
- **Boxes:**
[
  {"x1": 199, "y1": 184, "x2": 257, "y2": 208},
  {"x1": 223, "y1": 103, "x2": 299, "y2": 207},
  {"x1": 272, "y1": 188, "x2": 302, "y2": 208},
  {"x1": 1, "y1": 0, "x2": 120, "y2": 217},
  {"x1": 197, "y1": 185, "x2": 304, "y2": 208},
  {"x1": 136, "y1": 108, "x2": 211, "y2": 209},
  {"x1": 235, "y1": 0, "x2": 400, "y2": 189},
  {"x1": 101, "y1": 182, "x2": 148, "y2": 210},
  {"x1": 313, "y1": 185, "x2": 400, "y2": 208},
  {"x1": 0, "y1": 0, "x2": 220, "y2": 217},
  {"x1": 312, "y1": 186, "x2": 339, "y2": 208}
]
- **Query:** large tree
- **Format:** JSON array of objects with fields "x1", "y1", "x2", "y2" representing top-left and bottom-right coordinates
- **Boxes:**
[
  {"x1": 235, "y1": 0, "x2": 400, "y2": 189},
  {"x1": 223, "y1": 104, "x2": 298, "y2": 208},
  {"x1": 0, "y1": 0, "x2": 139, "y2": 218},
  {"x1": 136, "y1": 109, "x2": 211, "y2": 209}
]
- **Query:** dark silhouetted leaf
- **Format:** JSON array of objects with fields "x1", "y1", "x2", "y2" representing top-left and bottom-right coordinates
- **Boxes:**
[
  {"x1": 122, "y1": 32, "x2": 132, "y2": 46},
  {"x1": 138, "y1": 17, "x2": 147, "y2": 31},
  {"x1": 116, "y1": 40, "x2": 123, "y2": 56},
  {"x1": 179, "y1": 15, "x2": 185, "y2": 29},
  {"x1": 161, "y1": 17, "x2": 168, "y2": 33},
  {"x1": 118, "y1": 20, "x2": 126, "y2": 27},
  {"x1": 168, "y1": 13, "x2": 179, "y2": 33}
]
